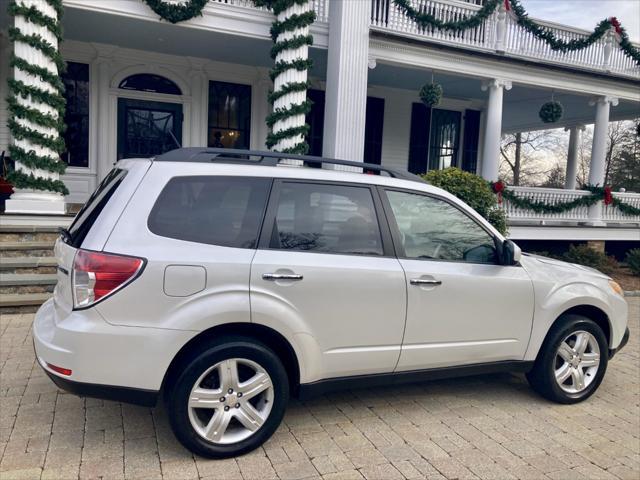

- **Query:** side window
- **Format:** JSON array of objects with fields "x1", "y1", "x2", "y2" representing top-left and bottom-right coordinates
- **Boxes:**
[
  {"x1": 148, "y1": 176, "x2": 270, "y2": 248},
  {"x1": 270, "y1": 183, "x2": 383, "y2": 256},
  {"x1": 386, "y1": 190, "x2": 497, "y2": 264}
]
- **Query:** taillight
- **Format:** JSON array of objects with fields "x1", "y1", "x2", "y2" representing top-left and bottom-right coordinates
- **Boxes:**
[{"x1": 72, "y1": 249, "x2": 144, "y2": 309}]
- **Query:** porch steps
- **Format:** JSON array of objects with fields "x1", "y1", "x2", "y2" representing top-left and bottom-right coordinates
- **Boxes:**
[{"x1": 0, "y1": 222, "x2": 60, "y2": 313}]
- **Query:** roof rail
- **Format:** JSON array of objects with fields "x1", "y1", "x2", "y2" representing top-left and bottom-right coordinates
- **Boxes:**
[{"x1": 154, "y1": 148, "x2": 424, "y2": 183}]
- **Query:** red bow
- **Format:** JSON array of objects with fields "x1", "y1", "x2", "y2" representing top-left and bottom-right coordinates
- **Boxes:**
[
  {"x1": 604, "y1": 185, "x2": 613, "y2": 205},
  {"x1": 493, "y1": 181, "x2": 505, "y2": 204},
  {"x1": 609, "y1": 17, "x2": 623, "y2": 35},
  {"x1": 504, "y1": 0, "x2": 510, "y2": 11}
]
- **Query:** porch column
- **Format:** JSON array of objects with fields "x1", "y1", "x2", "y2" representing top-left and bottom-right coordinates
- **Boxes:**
[
  {"x1": 322, "y1": 0, "x2": 370, "y2": 163},
  {"x1": 480, "y1": 79, "x2": 512, "y2": 181},
  {"x1": 587, "y1": 96, "x2": 618, "y2": 224},
  {"x1": 564, "y1": 125, "x2": 584, "y2": 190},
  {"x1": 188, "y1": 66, "x2": 207, "y2": 148},
  {"x1": 95, "y1": 57, "x2": 111, "y2": 182}
]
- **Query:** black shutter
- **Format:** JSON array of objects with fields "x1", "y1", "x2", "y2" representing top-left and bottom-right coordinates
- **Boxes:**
[
  {"x1": 408, "y1": 103, "x2": 431, "y2": 174},
  {"x1": 363, "y1": 96, "x2": 385, "y2": 165},
  {"x1": 305, "y1": 89, "x2": 325, "y2": 158},
  {"x1": 462, "y1": 109, "x2": 481, "y2": 173}
]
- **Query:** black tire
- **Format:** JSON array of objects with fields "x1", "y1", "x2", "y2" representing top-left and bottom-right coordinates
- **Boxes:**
[
  {"x1": 166, "y1": 336, "x2": 289, "y2": 458},
  {"x1": 526, "y1": 314, "x2": 608, "y2": 404}
]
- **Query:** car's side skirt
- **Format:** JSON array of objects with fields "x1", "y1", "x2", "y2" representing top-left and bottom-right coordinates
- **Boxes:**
[{"x1": 297, "y1": 360, "x2": 535, "y2": 400}]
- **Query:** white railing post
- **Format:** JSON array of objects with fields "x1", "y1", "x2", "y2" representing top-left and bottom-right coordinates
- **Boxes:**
[
  {"x1": 603, "y1": 28, "x2": 614, "y2": 72},
  {"x1": 494, "y1": 1, "x2": 507, "y2": 52}
]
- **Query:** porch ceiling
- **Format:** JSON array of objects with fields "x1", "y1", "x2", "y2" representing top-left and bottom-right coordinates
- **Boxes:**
[
  {"x1": 58, "y1": 7, "x2": 328, "y2": 77},
  {"x1": 369, "y1": 63, "x2": 640, "y2": 132}
]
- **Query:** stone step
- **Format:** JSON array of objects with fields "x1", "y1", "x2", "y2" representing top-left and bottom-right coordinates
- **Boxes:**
[
  {"x1": 0, "y1": 273, "x2": 58, "y2": 295},
  {"x1": 0, "y1": 242, "x2": 56, "y2": 258},
  {"x1": 0, "y1": 292, "x2": 52, "y2": 307},
  {"x1": 0, "y1": 225, "x2": 61, "y2": 243},
  {"x1": 0, "y1": 257, "x2": 57, "y2": 274}
]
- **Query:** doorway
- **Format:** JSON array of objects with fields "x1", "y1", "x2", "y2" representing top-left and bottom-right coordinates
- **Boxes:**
[{"x1": 117, "y1": 98, "x2": 183, "y2": 160}]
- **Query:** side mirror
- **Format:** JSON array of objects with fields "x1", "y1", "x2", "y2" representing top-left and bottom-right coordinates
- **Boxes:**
[{"x1": 501, "y1": 239, "x2": 522, "y2": 266}]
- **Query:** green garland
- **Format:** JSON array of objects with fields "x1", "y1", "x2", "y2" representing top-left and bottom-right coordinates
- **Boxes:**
[
  {"x1": 142, "y1": 0, "x2": 208, "y2": 23},
  {"x1": 393, "y1": 0, "x2": 640, "y2": 66},
  {"x1": 494, "y1": 183, "x2": 640, "y2": 216},
  {"x1": 509, "y1": 0, "x2": 640, "y2": 65},
  {"x1": 393, "y1": 0, "x2": 500, "y2": 32},
  {"x1": 7, "y1": 0, "x2": 68, "y2": 195}
]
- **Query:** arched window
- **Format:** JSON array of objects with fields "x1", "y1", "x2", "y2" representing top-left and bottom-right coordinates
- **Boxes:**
[{"x1": 119, "y1": 74, "x2": 181, "y2": 95}]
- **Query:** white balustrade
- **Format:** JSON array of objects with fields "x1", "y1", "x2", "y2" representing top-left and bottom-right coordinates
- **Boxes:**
[
  {"x1": 502, "y1": 186, "x2": 640, "y2": 224},
  {"x1": 369, "y1": 0, "x2": 639, "y2": 79},
  {"x1": 210, "y1": 0, "x2": 329, "y2": 22}
]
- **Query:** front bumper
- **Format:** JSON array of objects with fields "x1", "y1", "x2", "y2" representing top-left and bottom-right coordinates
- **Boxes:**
[
  {"x1": 609, "y1": 327, "x2": 630, "y2": 359},
  {"x1": 32, "y1": 298, "x2": 194, "y2": 396}
]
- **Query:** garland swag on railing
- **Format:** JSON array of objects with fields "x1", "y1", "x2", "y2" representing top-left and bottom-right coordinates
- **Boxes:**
[
  {"x1": 7, "y1": 0, "x2": 68, "y2": 195},
  {"x1": 492, "y1": 181, "x2": 640, "y2": 216},
  {"x1": 392, "y1": 0, "x2": 640, "y2": 66},
  {"x1": 142, "y1": 0, "x2": 315, "y2": 154}
]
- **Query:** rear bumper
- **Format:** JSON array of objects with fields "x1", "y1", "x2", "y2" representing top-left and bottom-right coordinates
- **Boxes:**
[
  {"x1": 609, "y1": 327, "x2": 630, "y2": 359},
  {"x1": 32, "y1": 298, "x2": 194, "y2": 393},
  {"x1": 41, "y1": 366, "x2": 158, "y2": 406}
]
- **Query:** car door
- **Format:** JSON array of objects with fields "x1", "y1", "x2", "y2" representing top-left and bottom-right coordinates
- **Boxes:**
[
  {"x1": 380, "y1": 188, "x2": 535, "y2": 371},
  {"x1": 250, "y1": 180, "x2": 407, "y2": 381}
]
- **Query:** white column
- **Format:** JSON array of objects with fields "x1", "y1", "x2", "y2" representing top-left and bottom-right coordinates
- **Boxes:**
[
  {"x1": 255, "y1": 70, "x2": 272, "y2": 150},
  {"x1": 322, "y1": 0, "x2": 370, "y2": 163},
  {"x1": 564, "y1": 125, "x2": 584, "y2": 190},
  {"x1": 480, "y1": 79, "x2": 512, "y2": 182},
  {"x1": 587, "y1": 96, "x2": 618, "y2": 225},
  {"x1": 188, "y1": 67, "x2": 206, "y2": 148},
  {"x1": 95, "y1": 58, "x2": 111, "y2": 182},
  {"x1": 6, "y1": 0, "x2": 65, "y2": 214}
]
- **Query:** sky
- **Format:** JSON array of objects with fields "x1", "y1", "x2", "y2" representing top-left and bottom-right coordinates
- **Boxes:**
[{"x1": 523, "y1": 0, "x2": 640, "y2": 42}]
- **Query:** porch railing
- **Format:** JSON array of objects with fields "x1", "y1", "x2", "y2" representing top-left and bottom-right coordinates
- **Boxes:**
[
  {"x1": 370, "y1": 0, "x2": 640, "y2": 79},
  {"x1": 502, "y1": 186, "x2": 640, "y2": 224},
  {"x1": 210, "y1": 0, "x2": 330, "y2": 22}
]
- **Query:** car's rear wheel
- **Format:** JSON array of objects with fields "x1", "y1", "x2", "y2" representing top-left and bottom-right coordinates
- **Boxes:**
[
  {"x1": 166, "y1": 337, "x2": 289, "y2": 458},
  {"x1": 527, "y1": 315, "x2": 608, "y2": 404}
]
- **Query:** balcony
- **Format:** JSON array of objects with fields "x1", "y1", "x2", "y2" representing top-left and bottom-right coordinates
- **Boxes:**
[{"x1": 370, "y1": 0, "x2": 640, "y2": 79}]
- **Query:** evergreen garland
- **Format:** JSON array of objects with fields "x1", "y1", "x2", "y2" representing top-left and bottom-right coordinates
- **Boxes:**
[
  {"x1": 6, "y1": 0, "x2": 68, "y2": 195},
  {"x1": 142, "y1": 0, "x2": 208, "y2": 23},
  {"x1": 539, "y1": 101, "x2": 563, "y2": 123},
  {"x1": 420, "y1": 82, "x2": 443, "y2": 107},
  {"x1": 393, "y1": 0, "x2": 500, "y2": 32},
  {"x1": 495, "y1": 183, "x2": 640, "y2": 216}
]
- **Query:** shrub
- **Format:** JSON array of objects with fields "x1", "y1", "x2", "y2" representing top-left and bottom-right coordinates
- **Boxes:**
[
  {"x1": 626, "y1": 248, "x2": 640, "y2": 276},
  {"x1": 562, "y1": 244, "x2": 618, "y2": 274},
  {"x1": 422, "y1": 167, "x2": 507, "y2": 235}
]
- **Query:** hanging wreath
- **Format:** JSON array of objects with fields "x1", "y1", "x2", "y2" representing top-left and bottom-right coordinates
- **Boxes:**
[
  {"x1": 539, "y1": 101, "x2": 563, "y2": 123},
  {"x1": 420, "y1": 83, "x2": 443, "y2": 107},
  {"x1": 143, "y1": 0, "x2": 208, "y2": 23}
]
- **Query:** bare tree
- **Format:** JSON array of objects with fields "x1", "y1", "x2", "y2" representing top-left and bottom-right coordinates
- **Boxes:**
[{"x1": 500, "y1": 130, "x2": 558, "y2": 186}]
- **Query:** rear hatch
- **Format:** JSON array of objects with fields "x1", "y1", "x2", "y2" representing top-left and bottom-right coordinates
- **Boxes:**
[{"x1": 54, "y1": 168, "x2": 130, "y2": 313}]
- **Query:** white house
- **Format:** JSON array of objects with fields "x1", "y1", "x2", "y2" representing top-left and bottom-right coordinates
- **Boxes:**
[{"x1": 0, "y1": 0, "x2": 639, "y2": 243}]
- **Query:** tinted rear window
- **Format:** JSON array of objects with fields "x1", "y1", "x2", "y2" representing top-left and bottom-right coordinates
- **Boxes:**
[
  {"x1": 67, "y1": 168, "x2": 127, "y2": 247},
  {"x1": 148, "y1": 176, "x2": 271, "y2": 248}
]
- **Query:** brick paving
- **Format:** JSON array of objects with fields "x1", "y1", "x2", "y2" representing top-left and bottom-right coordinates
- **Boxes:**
[{"x1": 1, "y1": 299, "x2": 638, "y2": 480}]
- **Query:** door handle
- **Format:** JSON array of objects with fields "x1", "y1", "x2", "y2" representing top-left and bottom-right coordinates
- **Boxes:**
[
  {"x1": 262, "y1": 273, "x2": 304, "y2": 281},
  {"x1": 410, "y1": 278, "x2": 442, "y2": 286}
]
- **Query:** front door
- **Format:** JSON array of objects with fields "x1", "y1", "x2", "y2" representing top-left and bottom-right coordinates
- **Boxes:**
[
  {"x1": 117, "y1": 98, "x2": 183, "y2": 160},
  {"x1": 381, "y1": 189, "x2": 535, "y2": 371},
  {"x1": 250, "y1": 180, "x2": 407, "y2": 382}
]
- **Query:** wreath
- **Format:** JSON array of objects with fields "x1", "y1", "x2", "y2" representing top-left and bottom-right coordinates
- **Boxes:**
[
  {"x1": 539, "y1": 101, "x2": 563, "y2": 123},
  {"x1": 420, "y1": 83, "x2": 443, "y2": 107},
  {"x1": 142, "y1": 0, "x2": 208, "y2": 23}
]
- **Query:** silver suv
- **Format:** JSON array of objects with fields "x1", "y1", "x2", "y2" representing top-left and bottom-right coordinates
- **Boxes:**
[{"x1": 33, "y1": 148, "x2": 629, "y2": 458}]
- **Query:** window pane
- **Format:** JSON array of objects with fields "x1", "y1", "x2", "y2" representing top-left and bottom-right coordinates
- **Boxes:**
[
  {"x1": 61, "y1": 62, "x2": 90, "y2": 168},
  {"x1": 428, "y1": 109, "x2": 461, "y2": 171},
  {"x1": 271, "y1": 183, "x2": 383, "y2": 256},
  {"x1": 148, "y1": 177, "x2": 270, "y2": 249},
  {"x1": 208, "y1": 81, "x2": 251, "y2": 149},
  {"x1": 119, "y1": 74, "x2": 181, "y2": 95},
  {"x1": 386, "y1": 191, "x2": 497, "y2": 264}
]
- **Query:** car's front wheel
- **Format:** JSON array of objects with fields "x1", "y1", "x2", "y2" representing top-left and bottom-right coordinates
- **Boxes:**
[
  {"x1": 166, "y1": 337, "x2": 289, "y2": 458},
  {"x1": 527, "y1": 315, "x2": 608, "y2": 404}
]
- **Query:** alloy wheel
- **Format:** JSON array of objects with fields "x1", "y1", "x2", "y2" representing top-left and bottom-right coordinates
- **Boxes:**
[
  {"x1": 187, "y1": 358, "x2": 274, "y2": 444},
  {"x1": 554, "y1": 330, "x2": 601, "y2": 394}
]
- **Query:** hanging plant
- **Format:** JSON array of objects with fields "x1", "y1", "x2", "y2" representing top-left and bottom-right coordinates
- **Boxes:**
[
  {"x1": 142, "y1": 0, "x2": 208, "y2": 23},
  {"x1": 420, "y1": 82, "x2": 443, "y2": 107},
  {"x1": 539, "y1": 100, "x2": 563, "y2": 123}
]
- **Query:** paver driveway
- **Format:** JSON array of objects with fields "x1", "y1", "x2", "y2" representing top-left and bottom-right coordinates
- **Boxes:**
[{"x1": 1, "y1": 298, "x2": 638, "y2": 480}]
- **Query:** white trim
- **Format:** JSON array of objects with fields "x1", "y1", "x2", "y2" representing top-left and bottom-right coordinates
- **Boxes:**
[{"x1": 509, "y1": 225, "x2": 640, "y2": 241}]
